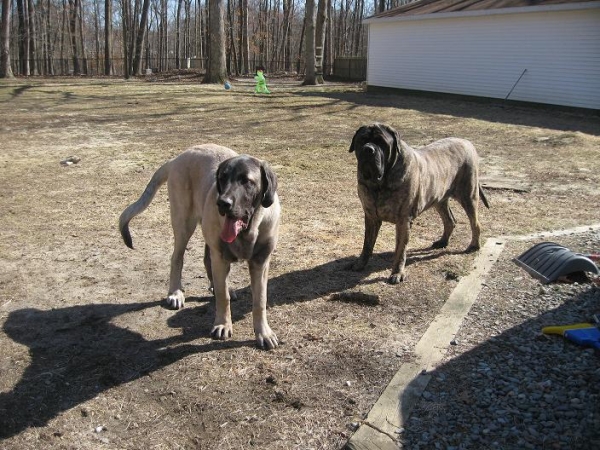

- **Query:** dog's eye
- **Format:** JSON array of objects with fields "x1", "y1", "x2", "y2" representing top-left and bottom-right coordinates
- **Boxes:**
[{"x1": 238, "y1": 176, "x2": 250, "y2": 185}]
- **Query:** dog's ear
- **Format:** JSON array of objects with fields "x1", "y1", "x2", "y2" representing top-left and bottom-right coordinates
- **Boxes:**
[
  {"x1": 260, "y1": 161, "x2": 278, "y2": 208},
  {"x1": 349, "y1": 126, "x2": 368, "y2": 153},
  {"x1": 349, "y1": 131, "x2": 358, "y2": 153},
  {"x1": 380, "y1": 124, "x2": 401, "y2": 168},
  {"x1": 215, "y1": 162, "x2": 224, "y2": 194}
]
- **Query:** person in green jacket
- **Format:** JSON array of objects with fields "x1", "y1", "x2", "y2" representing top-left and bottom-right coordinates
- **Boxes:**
[{"x1": 254, "y1": 66, "x2": 270, "y2": 94}]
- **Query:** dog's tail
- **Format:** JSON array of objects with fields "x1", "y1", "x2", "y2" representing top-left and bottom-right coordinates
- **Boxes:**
[
  {"x1": 119, "y1": 160, "x2": 171, "y2": 249},
  {"x1": 479, "y1": 184, "x2": 490, "y2": 209}
]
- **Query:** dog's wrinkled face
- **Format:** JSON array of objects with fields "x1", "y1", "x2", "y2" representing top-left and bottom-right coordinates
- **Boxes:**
[
  {"x1": 349, "y1": 124, "x2": 399, "y2": 184},
  {"x1": 216, "y1": 155, "x2": 277, "y2": 243}
]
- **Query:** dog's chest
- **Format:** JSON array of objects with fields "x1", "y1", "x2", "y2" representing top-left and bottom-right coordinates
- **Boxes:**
[
  {"x1": 360, "y1": 185, "x2": 399, "y2": 223},
  {"x1": 220, "y1": 232, "x2": 257, "y2": 262}
]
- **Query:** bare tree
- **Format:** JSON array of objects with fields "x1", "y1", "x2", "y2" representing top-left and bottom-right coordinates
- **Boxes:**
[
  {"x1": 105, "y1": 0, "x2": 113, "y2": 75},
  {"x1": 280, "y1": 0, "x2": 292, "y2": 72},
  {"x1": 204, "y1": 0, "x2": 226, "y2": 83},
  {"x1": 175, "y1": 0, "x2": 183, "y2": 68},
  {"x1": 302, "y1": 0, "x2": 316, "y2": 85},
  {"x1": 15, "y1": 0, "x2": 30, "y2": 75},
  {"x1": 0, "y1": 0, "x2": 14, "y2": 77},
  {"x1": 68, "y1": 0, "x2": 81, "y2": 74},
  {"x1": 240, "y1": 0, "x2": 249, "y2": 73},
  {"x1": 315, "y1": 0, "x2": 327, "y2": 83},
  {"x1": 77, "y1": 0, "x2": 88, "y2": 74},
  {"x1": 226, "y1": 0, "x2": 238, "y2": 74},
  {"x1": 2, "y1": 0, "x2": 371, "y2": 78},
  {"x1": 27, "y1": 0, "x2": 38, "y2": 74},
  {"x1": 132, "y1": 0, "x2": 151, "y2": 74}
]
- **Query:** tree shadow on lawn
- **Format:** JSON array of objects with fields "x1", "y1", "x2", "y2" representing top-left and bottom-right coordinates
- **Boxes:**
[
  {"x1": 396, "y1": 283, "x2": 600, "y2": 449},
  {"x1": 0, "y1": 247, "x2": 452, "y2": 438},
  {"x1": 298, "y1": 90, "x2": 600, "y2": 136}
]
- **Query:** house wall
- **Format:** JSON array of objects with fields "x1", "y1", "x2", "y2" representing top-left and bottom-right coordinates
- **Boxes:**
[{"x1": 367, "y1": 8, "x2": 600, "y2": 109}]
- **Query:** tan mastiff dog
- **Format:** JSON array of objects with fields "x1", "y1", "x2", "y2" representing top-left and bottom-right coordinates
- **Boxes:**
[
  {"x1": 349, "y1": 123, "x2": 489, "y2": 284},
  {"x1": 119, "y1": 144, "x2": 281, "y2": 349}
]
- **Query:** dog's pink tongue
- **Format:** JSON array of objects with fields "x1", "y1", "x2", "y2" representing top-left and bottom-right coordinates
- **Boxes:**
[{"x1": 220, "y1": 217, "x2": 245, "y2": 243}]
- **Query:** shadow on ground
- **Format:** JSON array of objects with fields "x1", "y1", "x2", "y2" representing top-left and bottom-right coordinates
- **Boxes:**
[
  {"x1": 0, "y1": 247, "x2": 449, "y2": 438},
  {"x1": 298, "y1": 89, "x2": 600, "y2": 136},
  {"x1": 397, "y1": 283, "x2": 600, "y2": 449}
]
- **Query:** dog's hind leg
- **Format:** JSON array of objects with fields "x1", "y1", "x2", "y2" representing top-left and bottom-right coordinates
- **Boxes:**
[
  {"x1": 458, "y1": 193, "x2": 482, "y2": 253},
  {"x1": 166, "y1": 214, "x2": 197, "y2": 309},
  {"x1": 432, "y1": 200, "x2": 456, "y2": 249}
]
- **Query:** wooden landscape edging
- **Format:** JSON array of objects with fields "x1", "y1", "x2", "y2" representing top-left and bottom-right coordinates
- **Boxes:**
[{"x1": 346, "y1": 222, "x2": 600, "y2": 449}]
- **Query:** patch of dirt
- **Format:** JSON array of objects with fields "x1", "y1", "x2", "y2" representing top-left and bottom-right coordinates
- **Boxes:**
[{"x1": 0, "y1": 78, "x2": 599, "y2": 449}]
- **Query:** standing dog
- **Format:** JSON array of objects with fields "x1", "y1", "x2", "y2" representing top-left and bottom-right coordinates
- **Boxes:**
[
  {"x1": 349, "y1": 123, "x2": 489, "y2": 284},
  {"x1": 119, "y1": 144, "x2": 281, "y2": 349}
]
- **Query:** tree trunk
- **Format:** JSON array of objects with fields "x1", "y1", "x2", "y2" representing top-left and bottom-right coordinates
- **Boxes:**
[
  {"x1": 16, "y1": 0, "x2": 30, "y2": 75},
  {"x1": 302, "y1": 0, "x2": 316, "y2": 85},
  {"x1": 104, "y1": 0, "x2": 112, "y2": 75},
  {"x1": 132, "y1": 0, "x2": 151, "y2": 75},
  {"x1": 279, "y1": 0, "x2": 291, "y2": 72},
  {"x1": 0, "y1": 0, "x2": 14, "y2": 78},
  {"x1": 296, "y1": 12, "x2": 305, "y2": 74},
  {"x1": 241, "y1": 0, "x2": 249, "y2": 73},
  {"x1": 226, "y1": 0, "x2": 238, "y2": 75},
  {"x1": 121, "y1": 0, "x2": 130, "y2": 77},
  {"x1": 27, "y1": 0, "x2": 37, "y2": 74},
  {"x1": 68, "y1": 0, "x2": 81, "y2": 75},
  {"x1": 315, "y1": 0, "x2": 327, "y2": 83},
  {"x1": 77, "y1": 0, "x2": 88, "y2": 74},
  {"x1": 175, "y1": 0, "x2": 182, "y2": 68},
  {"x1": 204, "y1": 0, "x2": 226, "y2": 83}
]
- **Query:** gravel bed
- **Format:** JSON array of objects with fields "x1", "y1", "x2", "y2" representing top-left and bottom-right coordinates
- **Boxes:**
[{"x1": 398, "y1": 230, "x2": 600, "y2": 450}]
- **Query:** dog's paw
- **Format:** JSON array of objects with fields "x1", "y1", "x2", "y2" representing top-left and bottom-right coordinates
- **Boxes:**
[
  {"x1": 255, "y1": 326, "x2": 279, "y2": 350},
  {"x1": 388, "y1": 272, "x2": 407, "y2": 284},
  {"x1": 431, "y1": 238, "x2": 449, "y2": 249},
  {"x1": 166, "y1": 290, "x2": 186, "y2": 309},
  {"x1": 465, "y1": 244, "x2": 480, "y2": 254},
  {"x1": 211, "y1": 323, "x2": 233, "y2": 340}
]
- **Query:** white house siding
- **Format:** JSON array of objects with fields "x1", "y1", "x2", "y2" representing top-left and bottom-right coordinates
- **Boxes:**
[{"x1": 367, "y1": 8, "x2": 600, "y2": 109}]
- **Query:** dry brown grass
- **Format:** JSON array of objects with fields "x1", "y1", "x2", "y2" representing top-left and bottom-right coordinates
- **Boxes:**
[{"x1": 0, "y1": 76, "x2": 599, "y2": 449}]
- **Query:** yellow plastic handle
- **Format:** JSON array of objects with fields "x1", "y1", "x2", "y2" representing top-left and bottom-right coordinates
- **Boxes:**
[{"x1": 542, "y1": 323, "x2": 593, "y2": 335}]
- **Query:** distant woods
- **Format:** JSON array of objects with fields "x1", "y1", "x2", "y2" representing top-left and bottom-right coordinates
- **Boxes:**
[{"x1": 0, "y1": 0, "x2": 413, "y2": 80}]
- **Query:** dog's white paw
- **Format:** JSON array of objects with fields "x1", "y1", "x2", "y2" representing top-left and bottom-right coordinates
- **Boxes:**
[
  {"x1": 211, "y1": 323, "x2": 233, "y2": 340},
  {"x1": 388, "y1": 272, "x2": 407, "y2": 284},
  {"x1": 166, "y1": 290, "x2": 186, "y2": 309},
  {"x1": 255, "y1": 325, "x2": 279, "y2": 350}
]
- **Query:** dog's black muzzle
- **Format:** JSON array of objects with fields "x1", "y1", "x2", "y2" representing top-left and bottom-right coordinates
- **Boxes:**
[{"x1": 359, "y1": 144, "x2": 385, "y2": 182}]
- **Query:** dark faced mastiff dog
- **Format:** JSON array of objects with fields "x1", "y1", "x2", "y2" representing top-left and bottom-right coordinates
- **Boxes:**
[
  {"x1": 349, "y1": 123, "x2": 489, "y2": 284},
  {"x1": 119, "y1": 144, "x2": 281, "y2": 349}
]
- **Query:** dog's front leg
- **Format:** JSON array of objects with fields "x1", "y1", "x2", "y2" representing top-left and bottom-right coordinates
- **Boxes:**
[
  {"x1": 389, "y1": 221, "x2": 410, "y2": 284},
  {"x1": 249, "y1": 257, "x2": 278, "y2": 350},
  {"x1": 209, "y1": 254, "x2": 233, "y2": 340},
  {"x1": 350, "y1": 215, "x2": 382, "y2": 271},
  {"x1": 166, "y1": 219, "x2": 197, "y2": 309}
]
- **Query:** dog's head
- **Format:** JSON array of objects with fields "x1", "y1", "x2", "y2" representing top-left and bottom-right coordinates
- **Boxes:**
[
  {"x1": 349, "y1": 123, "x2": 401, "y2": 184},
  {"x1": 216, "y1": 155, "x2": 278, "y2": 243}
]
